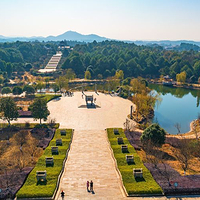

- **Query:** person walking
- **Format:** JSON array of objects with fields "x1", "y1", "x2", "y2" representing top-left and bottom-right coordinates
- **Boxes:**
[
  {"x1": 90, "y1": 180, "x2": 93, "y2": 192},
  {"x1": 87, "y1": 180, "x2": 90, "y2": 192},
  {"x1": 61, "y1": 190, "x2": 65, "y2": 200}
]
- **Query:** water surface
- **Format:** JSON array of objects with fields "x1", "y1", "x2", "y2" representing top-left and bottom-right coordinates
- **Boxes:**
[{"x1": 149, "y1": 84, "x2": 200, "y2": 134}]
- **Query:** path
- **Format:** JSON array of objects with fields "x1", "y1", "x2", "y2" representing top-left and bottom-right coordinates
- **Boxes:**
[
  {"x1": 49, "y1": 92, "x2": 133, "y2": 199},
  {"x1": 55, "y1": 129, "x2": 124, "y2": 200}
]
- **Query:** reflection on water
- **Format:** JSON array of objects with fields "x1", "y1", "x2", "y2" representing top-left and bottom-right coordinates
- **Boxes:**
[{"x1": 149, "y1": 84, "x2": 200, "y2": 134}]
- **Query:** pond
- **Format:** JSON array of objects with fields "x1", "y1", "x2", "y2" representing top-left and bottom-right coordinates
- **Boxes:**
[{"x1": 149, "y1": 84, "x2": 200, "y2": 134}]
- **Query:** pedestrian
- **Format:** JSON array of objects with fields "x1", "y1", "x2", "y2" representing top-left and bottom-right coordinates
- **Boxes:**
[
  {"x1": 61, "y1": 190, "x2": 65, "y2": 200},
  {"x1": 90, "y1": 180, "x2": 93, "y2": 192},
  {"x1": 87, "y1": 180, "x2": 90, "y2": 192}
]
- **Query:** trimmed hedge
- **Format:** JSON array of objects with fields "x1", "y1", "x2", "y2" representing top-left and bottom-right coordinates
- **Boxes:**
[
  {"x1": 107, "y1": 128, "x2": 163, "y2": 195},
  {"x1": 16, "y1": 129, "x2": 72, "y2": 198},
  {"x1": 35, "y1": 94, "x2": 61, "y2": 102}
]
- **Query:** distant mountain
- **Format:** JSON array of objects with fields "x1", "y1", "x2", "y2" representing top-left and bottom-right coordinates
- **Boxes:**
[
  {"x1": 46, "y1": 31, "x2": 108, "y2": 42},
  {"x1": 0, "y1": 31, "x2": 200, "y2": 49},
  {"x1": 0, "y1": 31, "x2": 108, "y2": 43},
  {"x1": 134, "y1": 40, "x2": 200, "y2": 47}
]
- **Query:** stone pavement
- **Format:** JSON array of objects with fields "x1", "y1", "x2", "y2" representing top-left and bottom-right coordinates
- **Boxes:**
[{"x1": 55, "y1": 129, "x2": 125, "y2": 200}]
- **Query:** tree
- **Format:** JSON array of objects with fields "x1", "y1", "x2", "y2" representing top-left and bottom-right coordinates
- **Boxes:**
[
  {"x1": 172, "y1": 139, "x2": 192, "y2": 175},
  {"x1": 24, "y1": 63, "x2": 32, "y2": 71},
  {"x1": 85, "y1": 70, "x2": 91, "y2": 80},
  {"x1": 36, "y1": 81, "x2": 45, "y2": 92},
  {"x1": 44, "y1": 78, "x2": 50, "y2": 88},
  {"x1": 51, "y1": 83, "x2": 59, "y2": 94},
  {"x1": 23, "y1": 85, "x2": 35, "y2": 95},
  {"x1": 12, "y1": 86, "x2": 23, "y2": 95},
  {"x1": 174, "y1": 122, "x2": 181, "y2": 134},
  {"x1": 0, "y1": 97, "x2": 19, "y2": 126},
  {"x1": 176, "y1": 71, "x2": 186, "y2": 83},
  {"x1": 115, "y1": 70, "x2": 124, "y2": 80},
  {"x1": 194, "y1": 61, "x2": 200, "y2": 79},
  {"x1": 30, "y1": 98, "x2": 50, "y2": 124},
  {"x1": 56, "y1": 76, "x2": 68, "y2": 92},
  {"x1": 141, "y1": 123, "x2": 166, "y2": 147},
  {"x1": 65, "y1": 68, "x2": 76, "y2": 80},
  {"x1": 0, "y1": 75, "x2": 4, "y2": 84},
  {"x1": 1, "y1": 87, "x2": 12, "y2": 95}
]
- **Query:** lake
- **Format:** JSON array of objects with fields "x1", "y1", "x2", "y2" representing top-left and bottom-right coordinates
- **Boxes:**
[{"x1": 149, "y1": 84, "x2": 200, "y2": 134}]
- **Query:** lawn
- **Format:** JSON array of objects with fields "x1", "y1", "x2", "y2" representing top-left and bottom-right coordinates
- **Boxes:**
[
  {"x1": 107, "y1": 128, "x2": 163, "y2": 195},
  {"x1": 16, "y1": 129, "x2": 72, "y2": 198},
  {"x1": 35, "y1": 94, "x2": 61, "y2": 102}
]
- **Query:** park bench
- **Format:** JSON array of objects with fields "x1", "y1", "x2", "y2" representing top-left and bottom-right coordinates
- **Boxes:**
[
  {"x1": 51, "y1": 146, "x2": 59, "y2": 155},
  {"x1": 45, "y1": 157, "x2": 54, "y2": 166},
  {"x1": 117, "y1": 137, "x2": 124, "y2": 145},
  {"x1": 60, "y1": 130, "x2": 66, "y2": 136},
  {"x1": 114, "y1": 129, "x2": 119, "y2": 135},
  {"x1": 36, "y1": 171, "x2": 47, "y2": 182},
  {"x1": 133, "y1": 168, "x2": 143, "y2": 178},
  {"x1": 121, "y1": 145, "x2": 128, "y2": 153},
  {"x1": 126, "y1": 155, "x2": 134, "y2": 164},
  {"x1": 56, "y1": 138, "x2": 62, "y2": 146}
]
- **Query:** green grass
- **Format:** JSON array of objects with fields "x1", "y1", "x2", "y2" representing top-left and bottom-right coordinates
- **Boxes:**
[
  {"x1": 35, "y1": 94, "x2": 61, "y2": 102},
  {"x1": 0, "y1": 123, "x2": 60, "y2": 129},
  {"x1": 16, "y1": 129, "x2": 72, "y2": 198},
  {"x1": 107, "y1": 128, "x2": 163, "y2": 195}
]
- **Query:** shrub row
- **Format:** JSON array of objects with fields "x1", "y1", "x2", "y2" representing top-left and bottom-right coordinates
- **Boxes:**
[
  {"x1": 107, "y1": 128, "x2": 163, "y2": 195},
  {"x1": 16, "y1": 129, "x2": 72, "y2": 198}
]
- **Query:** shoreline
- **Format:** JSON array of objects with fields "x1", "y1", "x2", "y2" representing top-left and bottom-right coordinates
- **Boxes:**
[{"x1": 150, "y1": 81, "x2": 200, "y2": 91}]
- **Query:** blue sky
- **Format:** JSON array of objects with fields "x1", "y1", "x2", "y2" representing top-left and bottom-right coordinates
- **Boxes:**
[{"x1": 0, "y1": 0, "x2": 200, "y2": 41}]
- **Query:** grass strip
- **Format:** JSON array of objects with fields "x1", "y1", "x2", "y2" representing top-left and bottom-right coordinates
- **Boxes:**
[
  {"x1": 16, "y1": 129, "x2": 72, "y2": 198},
  {"x1": 0, "y1": 123, "x2": 60, "y2": 129},
  {"x1": 35, "y1": 94, "x2": 61, "y2": 102},
  {"x1": 107, "y1": 128, "x2": 163, "y2": 195}
]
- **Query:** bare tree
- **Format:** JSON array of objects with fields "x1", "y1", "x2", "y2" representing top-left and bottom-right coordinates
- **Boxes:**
[
  {"x1": 124, "y1": 118, "x2": 135, "y2": 132},
  {"x1": 143, "y1": 141, "x2": 161, "y2": 169},
  {"x1": 27, "y1": 137, "x2": 40, "y2": 163},
  {"x1": 174, "y1": 123, "x2": 181, "y2": 134},
  {"x1": 14, "y1": 130, "x2": 28, "y2": 148},
  {"x1": 172, "y1": 138, "x2": 192, "y2": 175}
]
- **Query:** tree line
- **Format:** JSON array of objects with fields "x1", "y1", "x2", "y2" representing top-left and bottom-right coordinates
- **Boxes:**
[{"x1": 62, "y1": 40, "x2": 200, "y2": 82}]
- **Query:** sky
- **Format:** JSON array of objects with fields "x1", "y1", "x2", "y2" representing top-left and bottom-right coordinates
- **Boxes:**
[{"x1": 0, "y1": 0, "x2": 200, "y2": 41}]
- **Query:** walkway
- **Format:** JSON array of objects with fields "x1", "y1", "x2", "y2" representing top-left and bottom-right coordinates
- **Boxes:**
[{"x1": 55, "y1": 129, "x2": 124, "y2": 200}]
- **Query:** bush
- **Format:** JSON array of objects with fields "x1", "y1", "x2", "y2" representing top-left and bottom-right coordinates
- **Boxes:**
[
  {"x1": 1, "y1": 87, "x2": 12, "y2": 94},
  {"x1": 16, "y1": 129, "x2": 72, "y2": 198},
  {"x1": 141, "y1": 123, "x2": 166, "y2": 147},
  {"x1": 23, "y1": 85, "x2": 35, "y2": 95},
  {"x1": 107, "y1": 128, "x2": 162, "y2": 195},
  {"x1": 12, "y1": 86, "x2": 23, "y2": 95},
  {"x1": 34, "y1": 124, "x2": 48, "y2": 129}
]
